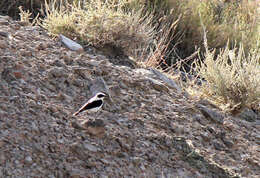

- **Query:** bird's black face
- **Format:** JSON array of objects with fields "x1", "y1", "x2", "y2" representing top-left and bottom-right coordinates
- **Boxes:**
[{"x1": 96, "y1": 93, "x2": 106, "y2": 99}]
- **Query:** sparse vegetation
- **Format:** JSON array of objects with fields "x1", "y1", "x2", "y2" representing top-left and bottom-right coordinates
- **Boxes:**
[
  {"x1": 167, "y1": 0, "x2": 260, "y2": 57},
  {"x1": 2, "y1": 0, "x2": 259, "y2": 113},
  {"x1": 0, "y1": 0, "x2": 45, "y2": 20},
  {"x1": 41, "y1": 0, "x2": 157, "y2": 60},
  {"x1": 192, "y1": 36, "x2": 260, "y2": 112}
]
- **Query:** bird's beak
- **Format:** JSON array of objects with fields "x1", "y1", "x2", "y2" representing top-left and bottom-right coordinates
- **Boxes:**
[{"x1": 102, "y1": 92, "x2": 109, "y2": 98}]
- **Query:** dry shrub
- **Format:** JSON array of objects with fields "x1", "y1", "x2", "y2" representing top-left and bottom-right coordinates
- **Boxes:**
[
  {"x1": 0, "y1": 0, "x2": 79, "y2": 20},
  {"x1": 142, "y1": 13, "x2": 180, "y2": 68},
  {"x1": 194, "y1": 35, "x2": 260, "y2": 112},
  {"x1": 0, "y1": 0, "x2": 47, "y2": 20},
  {"x1": 167, "y1": 0, "x2": 260, "y2": 57},
  {"x1": 134, "y1": 0, "x2": 181, "y2": 69},
  {"x1": 41, "y1": 0, "x2": 155, "y2": 60}
]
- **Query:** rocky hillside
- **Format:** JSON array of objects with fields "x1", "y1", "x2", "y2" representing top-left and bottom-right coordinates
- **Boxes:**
[{"x1": 0, "y1": 16, "x2": 259, "y2": 178}]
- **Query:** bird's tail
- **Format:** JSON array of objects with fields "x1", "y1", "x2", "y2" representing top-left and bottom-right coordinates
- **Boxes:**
[
  {"x1": 73, "y1": 111, "x2": 80, "y2": 116},
  {"x1": 73, "y1": 106, "x2": 86, "y2": 116}
]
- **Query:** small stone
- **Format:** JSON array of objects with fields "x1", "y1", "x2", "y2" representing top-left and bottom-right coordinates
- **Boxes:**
[
  {"x1": 36, "y1": 43, "x2": 48, "y2": 50},
  {"x1": 255, "y1": 134, "x2": 260, "y2": 141},
  {"x1": 100, "y1": 175, "x2": 108, "y2": 178},
  {"x1": 13, "y1": 71, "x2": 23, "y2": 79},
  {"x1": 17, "y1": 21, "x2": 30, "y2": 26},
  {"x1": 20, "y1": 49, "x2": 32, "y2": 57},
  {"x1": 223, "y1": 119, "x2": 236, "y2": 131},
  {"x1": 193, "y1": 114, "x2": 208, "y2": 126},
  {"x1": 216, "y1": 131, "x2": 226, "y2": 139},
  {"x1": 47, "y1": 67, "x2": 68, "y2": 78},
  {"x1": 84, "y1": 119, "x2": 106, "y2": 137},
  {"x1": 238, "y1": 108, "x2": 258, "y2": 122},
  {"x1": 52, "y1": 59, "x2": 65, "y2": 67},
  {"x1": 0, "y1": 31, "x2": 9, "y2": 37},
  {"x1": 100, "y1": 159, "x2": 110, "y2": 165},
  {"x1": 197, "y1": 104, "x2": 224, "y2": 124},
  {"x1": 2, "y1": 68, "x2": 16, "y2": 82},
  {"x1": 0, "y1": 20, "x2": 9, "y2": 25},
  {"x1": 0, "y1": 141, "x2": 5, "y2": 148},
  {"x1": 89, "y1": 77, "x2": 110, "y2": 97},
  {"x1": 25, "y1": 156, "x2": 33, "y2": 164},
  {"x1": 71, "y1": 121, "x2": 86, "y2": 130},
  {"x1": 48, "y1": 175, "x2": 56, "y2": 178},
  {"x1": 0, "y1": 40, "x2": 8, "y2": 48},
  {"x1": 132, "y1": 157, "x2": 143, "y2": 166},
  {"x1": 57, "y1": 138, "x2": 64, "y2": 144},
  {"x1": 63, "y1": 56, "x2": 74, "y2": 65},
  {"x1": 60, "y1": 34, "x2": 83, "y2": 52},
  {"x1": 31, "y1": 122, "x2": 38, "y2": 131},
  {"x1": 213, "y1": 141, "x2": 225, "y2": 151},
  {"x1": 200, "y1": 132, "x2": 211, "y2": 142},
  {"x1": 222, "y1": 139, "x2": 234, "y2": 148},
  {"x1": 11, "y1": 24, "x2": 20, "y2": 30},
  {"x1": 0, "y1": 15, "x2": 12, "y2": 20},
  {"x1": 83, "y1": 143, "x2": 98, "y2": 152},
  {"x1": 206, "y1": 126, "x2": 216, "y2": 134},
  {"x1": 150, "y1": 68, "x2": 182, "y2": 93},
  {"x1": 149, "y1": 78, "x2": 169, "y2": 92}
]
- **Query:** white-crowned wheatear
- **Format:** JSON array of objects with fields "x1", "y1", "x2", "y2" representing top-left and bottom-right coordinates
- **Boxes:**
[{"x1": 73, "y1": 92, "x2": 107, "y2": 116}]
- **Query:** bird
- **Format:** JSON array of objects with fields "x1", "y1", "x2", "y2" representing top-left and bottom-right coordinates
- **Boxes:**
[{"x1": 73, "y1": 92, "x2": 107, "y2": 116}]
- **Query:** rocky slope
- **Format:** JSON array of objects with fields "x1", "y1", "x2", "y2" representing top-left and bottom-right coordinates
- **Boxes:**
[{"x1": 0, "y1": 16, "x2": 259, "y2": 178}]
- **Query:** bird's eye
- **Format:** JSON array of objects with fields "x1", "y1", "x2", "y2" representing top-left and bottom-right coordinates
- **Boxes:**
[{"x1": 97, "y1": 93, "x2": 105, "y2": 98}]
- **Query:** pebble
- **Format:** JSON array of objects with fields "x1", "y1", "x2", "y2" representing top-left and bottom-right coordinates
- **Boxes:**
[
  {"x1": 200, "y1": 132, "x2": 211, "y2": 142},
  {"x1": 0, "y1": 20, "x2": 9, "y2": 25},
  {"x1": 222, "y1": 139, "x2": 234, "y2": 148},
  {"x1": 0, "y1": 40, "x2": 8, "y2": 48},
  {"x1": 31, "y1": 122, "x2": 39, "y2": 131},
  {"x1": 25, "y1": 156, "x2": 33, "y2": 164},
  {"x1": 48, "y1": 175, "x2": 56, "y2": 178},
  {"x1": 213, "y1": 141, "x2": 225, "y2": 151},
  {"x1": 132, "y1": 157, "x2": 143, "y2": 166},
  {"x1": 83, "y1": 143, "x2": 98, "y2": 152}
]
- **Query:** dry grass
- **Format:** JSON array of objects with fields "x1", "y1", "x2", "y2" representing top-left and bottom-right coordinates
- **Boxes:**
[
  {"x1": 0, "y1": 0, "x2": 47, "y2": 20},
  {"x1": 167, "y1": 0, "x2": 260, "y2": 57},
  {"x1": 41, "y1": 0, "x2": 156, "y2": 60},
  {"x1": 40, "y1": 0, "x2": 182, "y2": 66},
  {"x1": 192, "y1": 34, "x2": 260, "y2": 113},
  {"x1": 16, "y1": 0, "x2": 260, "y2": 114},
  {"x1": 137, "y1": 4, "x2": 181, "y2": 68},
  {"x1": 142, "y1": 15, "x2": 179, "y2": 68}
]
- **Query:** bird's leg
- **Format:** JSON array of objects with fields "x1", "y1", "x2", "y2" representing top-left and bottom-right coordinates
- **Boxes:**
[{"x1": 94, "y1": 112, "x2": 101, "y2": 120}]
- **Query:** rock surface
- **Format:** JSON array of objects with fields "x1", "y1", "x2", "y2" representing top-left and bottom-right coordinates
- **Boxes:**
[{"x1": 0, "y1": 16, "x2": 259, "y2": 178}]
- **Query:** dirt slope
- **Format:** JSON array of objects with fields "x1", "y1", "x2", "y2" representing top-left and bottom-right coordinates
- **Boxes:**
[{"x1": 0, "y1": 16, "x2": 259, "y2": 178}]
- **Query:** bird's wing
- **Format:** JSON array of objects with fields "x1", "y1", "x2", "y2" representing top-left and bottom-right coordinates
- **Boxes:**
[
  {"x1": 73, "y1": 97, "x2": 102, "y2": 116},
  {"x1": 73, "y1": 97, "x2": 93, "y2": 116}
]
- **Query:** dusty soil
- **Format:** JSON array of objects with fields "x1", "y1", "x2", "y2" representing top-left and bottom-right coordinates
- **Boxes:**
[{"x1": 0, "y1": 16, "x2": 259, "y2": 178}]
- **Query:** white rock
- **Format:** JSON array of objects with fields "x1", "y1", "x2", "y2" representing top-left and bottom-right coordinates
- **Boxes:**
[
  {"x1": 59, "y1": 34, "x2": 83, "y2": 52},
  {"x1": 25, "y1": 156, "x2": 33, "y2": 164}
]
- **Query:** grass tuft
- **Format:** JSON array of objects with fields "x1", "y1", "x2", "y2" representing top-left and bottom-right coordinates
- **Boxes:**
[
  {"x1": 193, "y1": 35, "x2": 260, "y2": 113},
  {"x1": 168, "y1": 0, "x2": 260, "y2": 57},
  {"x1": 41, "y1": 0, "x2": 155, "y2": 60}
]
